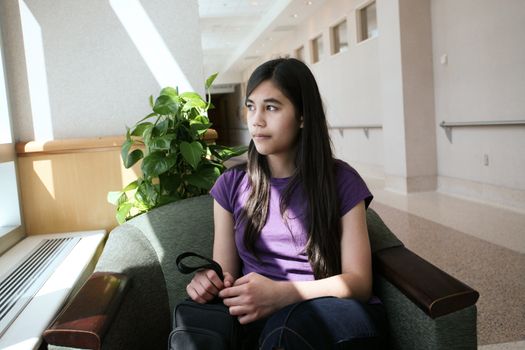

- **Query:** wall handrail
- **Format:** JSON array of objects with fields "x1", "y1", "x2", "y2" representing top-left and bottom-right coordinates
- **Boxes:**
[
  {"x1": 329, "y1": 125, "x2": 382, "y2": 138},
  {"x1": 440, "y1": 120, "x2": 525, "y2": 128},
  {"x1": 330, "y1": 124, "x2": 383, "y2": 130}
]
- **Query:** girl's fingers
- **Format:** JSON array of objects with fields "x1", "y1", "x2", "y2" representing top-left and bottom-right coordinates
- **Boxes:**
[
  {"x1": 228, "y1": 305, "x2": 251, "y2": 317},
  {"x1": 193, "y1": 281, "x2": 216, "y2": 301},
  {"x1": 186, "y1": 285, "x2": 206, "y2": 304},
  {"x1": 223, "y1": 272, "x2": 235, "y2": 288},
  {"x1": 205, "y1": 269, "x2": 224, "y2": 290},
  {"x1": 222, "y1": 295, "x2": 243, "y2": 307}
]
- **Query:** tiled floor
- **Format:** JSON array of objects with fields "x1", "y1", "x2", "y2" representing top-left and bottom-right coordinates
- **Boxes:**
[{"x1": 364, "y1": 177, "x2": 525, "y2": 348}]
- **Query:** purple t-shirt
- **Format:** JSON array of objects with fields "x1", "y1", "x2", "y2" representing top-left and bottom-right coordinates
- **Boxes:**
[{"x1": 210, "y1": 159, "x2": 373, "y2": 281}]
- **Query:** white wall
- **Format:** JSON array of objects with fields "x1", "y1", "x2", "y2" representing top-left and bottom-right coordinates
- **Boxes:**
[
  {"x1": 431, "y1": 0, "x2": 525, "y2": 207},
  {"x1": 242, "y1": 0, "x2": 385, "y2": 177},
  {"x1": 240, "y1": 0, "x2": 525, "y2": 208},
  {"x1": 0, "y1": 0, "x2": 204, "y2": 141}
]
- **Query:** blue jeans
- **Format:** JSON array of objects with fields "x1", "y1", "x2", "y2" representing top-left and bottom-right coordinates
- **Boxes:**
[{"x1": 242, "y1": 297, "x2": 387, "y2": 350}]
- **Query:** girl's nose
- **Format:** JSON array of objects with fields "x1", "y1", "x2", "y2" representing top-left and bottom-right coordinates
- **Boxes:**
[{"x1": 251, "y1": 110, "x2": 265, "y2": 127}]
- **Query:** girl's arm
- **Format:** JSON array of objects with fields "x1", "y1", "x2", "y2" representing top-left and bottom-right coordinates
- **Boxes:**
[
  {"x1": 212, "y1": 200, "x2": 241, "y2": 279},
  {"x1": 186, "y1": 200, "x2": 240, "y2": 303},
  {"x1": 284, "y1": 200, "x2": 373, "y2": 301},
  {"x1": 219, "y1": 200, "x2": 372, "y2": 323}
]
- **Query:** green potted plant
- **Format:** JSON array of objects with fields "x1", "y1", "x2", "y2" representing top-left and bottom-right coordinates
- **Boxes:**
[{"x1": 108, "y1": 74, "x2": 246, "y2": 223}]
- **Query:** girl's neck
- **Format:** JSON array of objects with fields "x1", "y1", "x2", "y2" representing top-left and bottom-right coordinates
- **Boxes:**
[{"x1": 267, "y1": 152, "x2": 296, "y2": 178}]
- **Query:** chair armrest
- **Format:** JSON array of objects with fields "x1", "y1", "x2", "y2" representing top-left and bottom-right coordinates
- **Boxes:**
[
  {"x1": 373, "y1": 246, "x2": 479, "y2": 318},
  {"x1": 43, "y1": 272, "x2": 129, "y2": 350}
]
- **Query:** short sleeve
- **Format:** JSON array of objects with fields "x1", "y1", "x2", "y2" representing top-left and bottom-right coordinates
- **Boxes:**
[
  {"x1": 209, "y1": 167, "x2": 247, "y2": 213},
  {"x1": 335, "y1": 160, "x2": 373, "y2": 216}
]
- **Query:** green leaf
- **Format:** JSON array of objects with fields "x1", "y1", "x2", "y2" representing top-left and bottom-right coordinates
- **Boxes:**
[
  {"x1": 149, "y1": 135, "x2": 173, "y2": 150},
  {"x1": 192, "y1": 115, "x2": 210, "y2": 124},
  {"x1": 135, "y1": 181, "x2": 159, "y2": 209},
  {"x1": 149, "y1": 95, "x2": 154, "y2": 108},
  {"x1": 210, "y1": 144, "x2": 248, "y2": 161},
  {"x1": 131, "y1": 122, "x2": 153, "y2": 137},
  {"x1": 190, "y1": 122, "x2": 211, "y2": 136},
  {"x1": 181, "y1": 97, "x2": 207, "y2": 110},
  {"x1": 159, "y1": 172, "x2": 182, "y2": 194},
  {"x1": 159, "y1": 87, "x2": 179, "y2": 98},
  {"x1": 153, "y1": 119, "x2": 170, "y2": 136},
  {"x1": 116, "y1": 203, "x2": 133, "y2": 224},
  {"x1": 123, "y1": 149, "x2": 144, "y2": 168},
  {"x1": 205, "y1": 73, "x2": 218, "y2": 90},
  {"x1": 107, "y1": 191, "x2": 123, "y2": 205},
  {"x1": 153, "y1": 95, "x2": 180, "y2": 115},
  {"x1": 181, "y1": 92, "x2": 203, "y2": 101},
  {"x1": 121, "y1": 138, "x2": 132, "y2": 164},
  {"x1": 123, "y1": 180, "x2": 139, "y2": 192},
  {"x1": 180, "y1": 141, "x2": 203, "y2": 169},
  {"x1": 141, "y1": 151, "x2": 176, "y2": 177},
  {"x1": 185, "y1": 166, "x2": 220, "y2": 190}
]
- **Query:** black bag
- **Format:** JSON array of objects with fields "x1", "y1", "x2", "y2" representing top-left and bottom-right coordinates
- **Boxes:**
[{"x1": 169, "y1": 252, "x2": 242, "y2": 350}]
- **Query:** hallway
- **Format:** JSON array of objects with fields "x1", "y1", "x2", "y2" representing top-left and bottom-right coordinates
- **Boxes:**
[{"x1": 365, "y1": 177, "x2": 525, "y2": 348}]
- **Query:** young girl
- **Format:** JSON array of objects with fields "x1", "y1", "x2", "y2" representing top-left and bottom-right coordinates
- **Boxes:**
[{"x1": 187, "y1": 58, "x2": 387, "y2": 349}]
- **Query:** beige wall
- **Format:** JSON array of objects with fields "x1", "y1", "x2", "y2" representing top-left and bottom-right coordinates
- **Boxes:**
[
  {"x1": 431, "y1": 0, "x2": 525, "y2": 208},
  {"x1": 240, "y1": 0, "x2": 525, "y2": 210},
  {"x1": 0, "y1": 0, "x2": 204, "y2": 141}
]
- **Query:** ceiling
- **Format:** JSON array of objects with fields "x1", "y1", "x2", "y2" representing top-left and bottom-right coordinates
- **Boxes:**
[{"x1": 198, "y1": 0, "x2": 326, "y2": 83}]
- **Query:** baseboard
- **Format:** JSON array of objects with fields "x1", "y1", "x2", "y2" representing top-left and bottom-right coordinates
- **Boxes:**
[{"x1": 438, "y1": 176, "x2": 525, "y2": 213}]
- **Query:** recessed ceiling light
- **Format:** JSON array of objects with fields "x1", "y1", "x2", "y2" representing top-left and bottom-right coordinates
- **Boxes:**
[
  {"x1": 251, "y1": 1, "x2": 258, "y2": 6},
  {"x1": 307, "y1": 1, "x2": 313, "y2": 5},
  {"x1": 291, "y1": 13, "x2": 299, "y2": 18}
]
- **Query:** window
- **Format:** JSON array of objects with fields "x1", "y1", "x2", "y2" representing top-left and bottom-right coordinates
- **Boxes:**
[
  {"x1": 0, "y1": 21, "x2": 24, "y2": 255},
  {"x1": 357, "y1": 1, "x2": 378, "y2": 42},
  {"x1": 331, "y1": 19, "x2": 349, "y2": 54},
  {"x1": 295, "y1": 46, "x2": 305, "y2": 62},
  {"x1": 310, "y1": 35, "x2": 323, "y2": 63}
]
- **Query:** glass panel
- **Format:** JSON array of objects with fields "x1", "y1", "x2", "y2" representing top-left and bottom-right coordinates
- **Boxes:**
[
  {"x1": 359, "y1": 2, "x2": 378, "y2": 42},
  {"x1": 332, "y1": 20, "x2": 348, "y2": 54},
  {"x1": 311, "y1": 35, "x2": 323, "y2": 63}
]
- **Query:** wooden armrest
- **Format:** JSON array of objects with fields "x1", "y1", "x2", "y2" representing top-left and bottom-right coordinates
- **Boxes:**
[
  {"x1": 43, "y1": 272, "x2": 129, "y2": 350},
  {"x1": 373, "y1": 246, "x2": 479, "y2": 318}
]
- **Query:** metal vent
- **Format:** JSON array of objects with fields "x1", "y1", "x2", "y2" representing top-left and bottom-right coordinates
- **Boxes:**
[{"x1": 0, "y1": 237, "x2": 80, "y2": 336}]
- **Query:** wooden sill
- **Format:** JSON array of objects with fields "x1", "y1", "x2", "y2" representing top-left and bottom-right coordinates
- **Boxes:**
[{"x1": 15, "y1": 130, "x2": 218, "y2": 157}]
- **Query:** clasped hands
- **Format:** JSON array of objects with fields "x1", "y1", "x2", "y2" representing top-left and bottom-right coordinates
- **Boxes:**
[{"x1": 186, "y1": 270, "x2": 284, "y2": 324}]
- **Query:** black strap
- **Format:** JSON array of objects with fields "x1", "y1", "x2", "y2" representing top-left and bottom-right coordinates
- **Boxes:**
[{"x1": 176, "y1": 252, "x2": 224, "y2": 281}]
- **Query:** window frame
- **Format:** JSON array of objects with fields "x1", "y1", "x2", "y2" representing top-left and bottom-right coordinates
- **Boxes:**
[
  {"x1": 330, "y1": 18, "x2": 349, "y2": 55},
  {"x1": 310, "y1": 34, "x2": 324, "y2": 64},
  {"x1": 356, "y1": 0, "x2": 378, "y2": 43},
  {"x1": 0, "y1": 19, "x2": 25, "y2": 255}
]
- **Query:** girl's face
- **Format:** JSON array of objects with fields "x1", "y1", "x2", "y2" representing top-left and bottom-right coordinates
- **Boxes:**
[{"x1": 246, "y1": 80, "x2": 302, "y2": 159}]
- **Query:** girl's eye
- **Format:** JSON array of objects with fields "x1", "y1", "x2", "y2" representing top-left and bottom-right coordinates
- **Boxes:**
[
  {"x1": 246, "y1": 104, "x2": 255, "y2": 111},
  {"x1": 267, "y1": 105, "x2": 278, "y2": 111}
]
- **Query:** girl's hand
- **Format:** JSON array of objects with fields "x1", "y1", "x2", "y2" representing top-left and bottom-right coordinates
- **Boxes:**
[
  {"x1": 187, "y1": 270, "x2": 235, "y2": 304},
  {"x1": 219, "y1": 272, "x2": 285, "y2": 324}
]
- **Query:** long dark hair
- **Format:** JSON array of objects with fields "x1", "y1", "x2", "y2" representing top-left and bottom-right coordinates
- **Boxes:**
[{"x1": 242, "y1": 58, "x2": 341, "y2": 279}]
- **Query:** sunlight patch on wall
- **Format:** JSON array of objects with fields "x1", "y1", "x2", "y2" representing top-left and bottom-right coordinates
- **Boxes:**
[
  {"x1": 19, "y1": 0, "x2": 54, "y2": 141},
  {"x1": 32, "y1": 159, "x2": 55, "y2": 200},
  {"x1": 109, "y1": 0, "x2": 194, "y2": 92}
]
